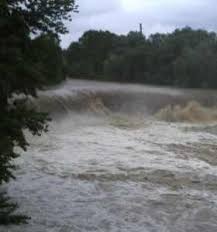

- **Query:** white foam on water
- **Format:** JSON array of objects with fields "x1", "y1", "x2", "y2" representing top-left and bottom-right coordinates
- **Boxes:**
[{"x1": 2, "y1": 80, "x2": 217, "y2": 232}]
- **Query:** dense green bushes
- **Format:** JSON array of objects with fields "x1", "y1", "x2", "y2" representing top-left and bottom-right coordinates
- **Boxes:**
[
  {"x1": 65, "y1": 27, "x2": 217, "y2": 88},
  {"x1": 0, "y1": 0, "x2": 77, "y2": 224},
  {"x1": 31, "y1": 34, "x2": 66, "y2": 85}
]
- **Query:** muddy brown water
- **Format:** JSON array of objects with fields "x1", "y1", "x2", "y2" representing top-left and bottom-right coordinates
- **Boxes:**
[{"x1": 1, "y1": 80, "x2": 217, "y2": 232}]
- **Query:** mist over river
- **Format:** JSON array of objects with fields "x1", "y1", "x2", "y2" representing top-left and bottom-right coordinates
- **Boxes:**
[{"x1": 2, "y1": 80, "x2": 217, "y2": 232}]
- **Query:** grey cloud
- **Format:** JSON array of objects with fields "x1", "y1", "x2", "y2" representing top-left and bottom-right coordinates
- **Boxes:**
[
  {"x1": 61, "y1": 0, "x2": 217, "y2": 48},
  {"x1": 76, "y1": 0, "x2": 121, "y2": 17}
]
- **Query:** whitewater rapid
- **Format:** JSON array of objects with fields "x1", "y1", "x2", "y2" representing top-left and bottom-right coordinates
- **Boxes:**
[{"x1": 1, "y1": 80, "x2": 217, "y2": 232}]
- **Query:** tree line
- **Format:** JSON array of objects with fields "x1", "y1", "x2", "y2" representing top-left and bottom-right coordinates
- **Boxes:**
[
  {"x1": 8, "y1": 26, "x2": 215, "y2": 89},
  {"x1": 65, "y1": 28, "x2": 217, "y2": 88}
]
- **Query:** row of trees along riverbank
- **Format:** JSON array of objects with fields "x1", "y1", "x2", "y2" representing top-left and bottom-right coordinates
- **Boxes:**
[{"x1": 65, "y1": 27, "x2": 217, "y2": 89}]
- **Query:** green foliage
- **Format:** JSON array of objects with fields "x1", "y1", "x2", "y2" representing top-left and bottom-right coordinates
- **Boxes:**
[
  {"x1": 0, "y1": 192, "x2": 29, "y2": 225},
  {"x1": 4, "y1": 0, "x2": 78, "y2": 35},
  {"x1": 65, "y1": 30, "x2": 117, "y2": 78},
  {"x1": 31, "y1": 34, "x2": 66, "y2": 85},
  {"x1": 0, "y1": 0, "x2": 77, "y2": 225},
  {"x1": 65, "y1": 27, "x2": 217, "y2": 89}
]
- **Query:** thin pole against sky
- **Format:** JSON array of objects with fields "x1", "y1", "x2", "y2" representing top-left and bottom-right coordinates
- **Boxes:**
[{"x1": 139, "y1": 23, "x2": 143, "y2": 34}]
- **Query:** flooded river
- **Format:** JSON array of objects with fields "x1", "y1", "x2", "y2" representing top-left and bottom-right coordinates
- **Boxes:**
[{"x1": 2, "y1": 80, "x2": 217, "y2": 232}]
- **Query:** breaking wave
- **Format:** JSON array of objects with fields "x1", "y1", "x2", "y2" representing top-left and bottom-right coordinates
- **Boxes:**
[
  {"x1": 155, "y1": 101, "x2": 217, "y2": 122},
  {"x1": 5, "y1": 79, "x2": 217, "y2": 232},
  {"x1": 32, "y1": 80, "x2": 217, "y2": 123}
]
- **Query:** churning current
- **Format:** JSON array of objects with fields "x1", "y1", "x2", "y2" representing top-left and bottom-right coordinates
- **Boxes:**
[{"x1": 2, "y1": 80, "x2": 217, "y2": 232}]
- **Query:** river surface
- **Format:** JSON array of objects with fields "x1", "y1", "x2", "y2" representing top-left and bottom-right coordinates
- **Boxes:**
[{"x1": 1, "y1": 80, "x2": 217, "y2": 232}]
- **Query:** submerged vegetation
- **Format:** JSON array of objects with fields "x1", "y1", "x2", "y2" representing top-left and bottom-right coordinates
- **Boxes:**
[{"x1": 65, "y1": 28, "x2": 217, "y2": 88}]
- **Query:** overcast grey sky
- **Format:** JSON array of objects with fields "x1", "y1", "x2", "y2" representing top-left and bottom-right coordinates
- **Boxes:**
[{"x1": 61, "y1": 0, "x2": 217, "y2": 48}]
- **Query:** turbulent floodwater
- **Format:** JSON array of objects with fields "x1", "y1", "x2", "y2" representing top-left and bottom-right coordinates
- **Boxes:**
[{"x1": 2, "y1": 80, "x2": 217, "y2": 232}]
